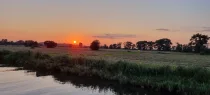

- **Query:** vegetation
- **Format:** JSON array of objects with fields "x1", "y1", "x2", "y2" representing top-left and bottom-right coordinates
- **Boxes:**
[
  {"x1": 24, "y1": 40, "x2": 39, "y2": 48},
  {"x1": 124, "y1": 41, "x2": 133, "y2": 49},
  {"x1": 44, "y1": 41, "x2": 57, "y2": 48},
  {"x1": 109, "y1": 42, "x2": 122, "y2": 49},
  {"x1": 1, "y1": 50, "x2": 210, "y2": 95},
  {"x1": 190, "y1": 33, "x2": 209, "y2": 53},
  {"x1": 79, "y1": 42, "x2": 83, "y2": 48},
  {"x1": 155, "y1": 38, "x2": 172, "y2": 51},
  {"x1": 136, "y1": 41, "x2": 149, "y2": 50},
  {"x1": 90, "y1": 40, "x2": 100, "y2": 50}
]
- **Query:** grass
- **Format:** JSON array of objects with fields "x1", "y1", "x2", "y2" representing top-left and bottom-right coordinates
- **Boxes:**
[
  {"x1": 1, "y1": 46, "x2": 210, "y2": 68},
  {"x1": 1, "y1": 50, "x2": 210, "y2": 95}
]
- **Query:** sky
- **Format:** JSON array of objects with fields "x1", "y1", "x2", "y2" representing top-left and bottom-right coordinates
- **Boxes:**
[{"x1": 1, "y1": 0, "x2": 210, "y2": 45}]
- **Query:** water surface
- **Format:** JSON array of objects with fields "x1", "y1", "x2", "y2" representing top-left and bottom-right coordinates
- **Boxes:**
[{"x1": 0, "y1": 67, "x2": 178, "y2": 95}]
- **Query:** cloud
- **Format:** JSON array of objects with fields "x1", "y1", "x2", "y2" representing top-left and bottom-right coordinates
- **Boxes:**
[
  {"x1": 197, "y1": 27, "x2": 210, "y2": 32},
  {"x1": 202, "y1": 27, "x2": 210, "y2": 29},
  {"x1": 93, "y1": 34, "x2": 136, "y2": 39},
  {"x1": 200, "y1": 29, "x2": 210, "y2": 32},
  {"x1": 156, "y1": 28, "x2": 170, "y2": 31}
]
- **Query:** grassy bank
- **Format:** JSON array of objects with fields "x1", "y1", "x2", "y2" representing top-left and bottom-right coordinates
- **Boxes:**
[{"x1": 1, "y1": 50, "x2": 210, "y2": 95}]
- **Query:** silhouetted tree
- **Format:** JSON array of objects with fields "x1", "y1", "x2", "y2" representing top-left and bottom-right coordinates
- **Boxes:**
[
  {"x1": 102, "y1": 44, "x2": 108, "y2": 49},
  {"x1": 90, "y1": 40, "x2": 100, "y2": 50},
  {"x1": 131, "y1": 44, "x2": 136, "y2": 50},
  {"x1": 109, "y1": 43, "x2": 122, "y2": 49},
  {"x1": 1, "y1": 39, "x2": 8, "y2": 46},
  {"x1": 24, "y1": 40, "x2": 39, "y2": 47},
  {"x1": 44, "y1": 41, "x2": 57, "y2": 48},
  {"x1": 136, "y1": 41, "x2": 147, "y2": 50},
  {"x1": 155, "y1": 38, "x2": 172, "y2": 51},
  {"x1": 15, "y1": 40, "x2": 25, "y2": 45},
  {"x1": 171, "y1": 46, "x2": 176, "y2": 51},
  {"x1": 190, "y1": 33, "x2": 210, "y2": 53},
  {"x1": 9, "y1": 41, "x2": 14, "y2": 45},
  {"x1": 109, "y1": 44, "x2": 113, "y2": 49},
  {"x1": 175, "y1": 43, "x2": 183, "y2": 52},
  {"x1": 147, "y1": 41, "x2": 155, "y2": 50},
  {"x1": 116, "y1": 42, "x2": 122, "y2": 49},
  {"x1": 112, "y1": 44, "x2": 117, "y2": 49},
  {"x1": 124, "y1": 41, "x2": 133, "y2": 49},
  {"x1": 182, "y1": 44, "x2": 193, "y2": 52},
  {"x1": 79, "y1": 42, "x2": 83, "y2": 48}
]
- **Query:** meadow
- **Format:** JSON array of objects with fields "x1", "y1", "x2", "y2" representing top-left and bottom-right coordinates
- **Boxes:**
[{"x1": 1, "y1": 46, "x2": 210, "y2": 68}]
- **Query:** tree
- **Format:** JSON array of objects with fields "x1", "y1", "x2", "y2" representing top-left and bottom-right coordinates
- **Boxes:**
[
  {"x1": 112, "y1": 44, "x2": 117, "y2": 49},
  {"x1": 116, "y1": 42, "x2": 122, "y2": 49},
  {"x1": 1, "y1": 39, "x2": 8, "y2": 46},
  {"x1": 102, "y1": 44, "x2": 108, "y2": 49},
  {"x1": 24, "y1": 40, "x2": 39, "y2": 47},
  {"x1": 182, "y1": 44, "x2": 193, "y2": 52},
  {"x1": 155, "y1": 38, "x2": 172, "y2": 51},
  {"x1": 44, "y1": 41, "x2": 57, "y2": 48},
  {"x1": 79, "y1": 42, "x2": 83, "y2": 48},
  {"x1": 90, "y1": 40, "x2": 100, "y2": 50},
  {"x1": 109, "y1": 44, "x2": 113, "y2": 49},
  {"x1": 15, "y1": 40, "x2": 25, "y2": 45},
  {"x1": 176, "y1": 43, "x2": 183, "y2": 52},
  {"x1": 131, "y1": 44, "x2": 136, "y2": 50},
  {"x1": 124, "y1": 41, "x2": 133, "y2": 49},
  {"x1": 190, "y1": 33, "x2": 210, "y2": 53},
  {"x1": 136, "y1": 41, "x2": 147, "y2": 50},
  {"x1": 147, "y1": 41, "x2": 155, "y2": 50}
]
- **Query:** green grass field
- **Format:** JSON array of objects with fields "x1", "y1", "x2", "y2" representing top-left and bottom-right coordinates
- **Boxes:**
[{"x1": 1, "y1": 45, "x2": 210, "y2": 68}]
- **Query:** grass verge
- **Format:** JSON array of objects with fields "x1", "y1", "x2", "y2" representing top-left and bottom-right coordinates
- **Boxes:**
[{"x1": 0, "y1": 50, "x2": 210, "y2": 95}]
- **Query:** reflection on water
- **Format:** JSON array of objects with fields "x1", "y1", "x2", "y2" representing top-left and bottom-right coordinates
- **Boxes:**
[{"x1": 0, "y1": 67, "x2": 179, "y2": 95}]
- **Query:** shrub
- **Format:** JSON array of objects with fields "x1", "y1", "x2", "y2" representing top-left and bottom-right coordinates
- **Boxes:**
[
  {"x1": 24, "y1": 40, "x2": 39, "y2": 48},
  {"x1": 44, "y1": 41, "x2": 57, "y2": 48},
  {"x1": 90, "y1": 40, "x2": 100, "y2": 50}
]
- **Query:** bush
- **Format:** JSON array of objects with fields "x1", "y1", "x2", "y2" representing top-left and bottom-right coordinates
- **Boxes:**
[
  {"x1": 90, "y1": 40, "x2": 100, "y2": 50},
  {"x1": 44, "y1": 41, "x2": 57, "y2": 48},
  {"x1": 24, "y1": 40, "x2": 39, "y2": 48},
  {"x1": 200, "y1": 48, "x2": 210, "y2": 55}
]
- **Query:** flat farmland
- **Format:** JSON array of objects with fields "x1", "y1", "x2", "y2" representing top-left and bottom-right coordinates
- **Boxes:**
[{"x1": 1, "y1": 45, "x2": 210, "y2": 68}]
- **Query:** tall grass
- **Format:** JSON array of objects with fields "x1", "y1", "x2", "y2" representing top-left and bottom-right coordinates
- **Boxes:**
[{"x1": 1, "y1": 50, "x2": 210, "y2": 95}]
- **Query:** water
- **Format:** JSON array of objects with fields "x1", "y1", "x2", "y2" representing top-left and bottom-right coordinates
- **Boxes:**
[{"x1": 0, "y1": 67, "x2": 177, "y2": 95}]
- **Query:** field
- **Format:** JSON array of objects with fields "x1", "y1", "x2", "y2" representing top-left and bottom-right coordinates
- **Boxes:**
[{"x1": 0, "y1": 45, "x2": 210, "y2": 68}]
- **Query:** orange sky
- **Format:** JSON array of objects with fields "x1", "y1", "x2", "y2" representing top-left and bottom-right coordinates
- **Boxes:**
[{"x1": 1, "y1": 0, "x2": 210, "y2": 46}]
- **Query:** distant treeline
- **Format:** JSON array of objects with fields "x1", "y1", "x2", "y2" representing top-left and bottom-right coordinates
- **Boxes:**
[
  {"x1": 0, "y1": 39, "x2": 58, "y2": 48},
  {"x1": 92, "y1": 33, "x2": 210, "y2": 54}
]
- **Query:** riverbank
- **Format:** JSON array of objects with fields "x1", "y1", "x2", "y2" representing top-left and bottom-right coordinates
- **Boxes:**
[{"x1": 1, "y1": 50, "x2": 210, "y2": 95}]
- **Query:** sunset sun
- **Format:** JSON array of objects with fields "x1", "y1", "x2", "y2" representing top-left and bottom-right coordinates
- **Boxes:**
[{"x1": 73, "y1": 41, "x2": 77, "y2": 44}]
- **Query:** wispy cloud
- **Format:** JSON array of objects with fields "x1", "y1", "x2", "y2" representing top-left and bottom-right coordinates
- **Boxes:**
[
  {"x1": 93, "y1": 34, "x2": 136, "y2": 39},
  {"x1": 197, "y1": 27, "x2": 210, "y2": 32},
  {"x1": 202, "y1": 27, "x2": 210, "y2": 29},
  {"x1": 200, "y1": 29, "x2": 210, "y2": 32},
  {"x1": 156, "y1": 28, "x2": 170, "y2": 31}
]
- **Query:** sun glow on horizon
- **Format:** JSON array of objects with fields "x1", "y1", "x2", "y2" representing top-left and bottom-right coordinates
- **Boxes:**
[{"x1": 74, "y1": 41, "x2": 77, "y2": 44}]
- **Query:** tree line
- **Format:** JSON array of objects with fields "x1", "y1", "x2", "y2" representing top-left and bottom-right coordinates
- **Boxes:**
[
  {"x1": 0, "y1": 39, "x2": 58, "y2": 48},
  {"x1": 90, "y1": 33, "x2": 210, "y2": 54}
]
